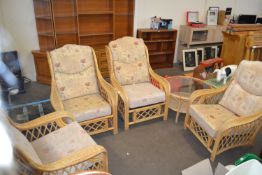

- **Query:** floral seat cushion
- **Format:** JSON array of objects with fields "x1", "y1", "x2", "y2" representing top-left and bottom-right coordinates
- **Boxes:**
[
  {"x1": 50, "y1": 44, "x2": 99, "y2": 100},
  {"x1": 63, "y1": 94, "x2": 112, "y2": 122},
  {"x1": 189, "y1": 104, "x2": 238, "y2": 137},
  {"x1": 32, "y1": 122, "x2": 96, "y2": 164},
  {"x1": 123, "y1": 82, "x2": 165, "y2": 109},
  {"x1": 109, "y1": 37, "x2": 150, "y2": 85}
]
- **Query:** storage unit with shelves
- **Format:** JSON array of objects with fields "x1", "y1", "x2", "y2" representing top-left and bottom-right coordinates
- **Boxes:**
[
  {"x1": 32, "y1": 0, "x2": 134, "y2": 84},
  {"x1": 178, "y1": 25, "x2": 225, "y2": 62},
  {"x1": 137, "y1": 29, "x2": 177, "y2": 69}
]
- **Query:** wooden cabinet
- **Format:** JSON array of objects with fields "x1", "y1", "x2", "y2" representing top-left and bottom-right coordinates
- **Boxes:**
[
  {"x1": 137, "y1": 29, "x2": 177, "y2": 68},
  {"x1": 32, "y1": 51, "x2": 51, "y2": 85},
  {"x1": 32, "y1": 0, "x2": 134, "y2": 84},
  {"x1": 221, "y1": 24, "x2": 262, "y2": 65}
]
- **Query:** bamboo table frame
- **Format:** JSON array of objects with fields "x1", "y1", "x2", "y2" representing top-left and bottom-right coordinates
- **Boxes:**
[{"x1": 166, "y1": 76, "x2": 212, "y2": 123}]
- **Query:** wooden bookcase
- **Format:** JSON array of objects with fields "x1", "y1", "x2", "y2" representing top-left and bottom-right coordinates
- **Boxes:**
[
  {"x1": 32, "y1": 0, "x2": 134, "y2": 84},
  {"x1": 137, "y1": 29, "x2": 177, "y2": 68}
]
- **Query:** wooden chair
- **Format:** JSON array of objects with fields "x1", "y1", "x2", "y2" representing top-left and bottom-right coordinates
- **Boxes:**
[
  {"x1": 106, "y1": 37, "x2": 170, "y2": 130},
  {"x1": 184, "y1": 60, "x2": 262, "y2": 161},
  {"x1": 47, "y1": 44, "x2": 118, "y2": 135},
  {"x1": 245, "y1": 31, "x2": 262, "y2": 61},
  {"x1": 2, "y1": 111, "x2": 108, "y2": 174}
]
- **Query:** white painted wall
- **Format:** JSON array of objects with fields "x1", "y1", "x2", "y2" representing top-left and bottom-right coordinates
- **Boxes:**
[
  {"x1": 0, "y1": 0, "x2": 261, "y2": 81},
  {"x1": 0, "y1": 0, "x2": 39, "y2": 81}
]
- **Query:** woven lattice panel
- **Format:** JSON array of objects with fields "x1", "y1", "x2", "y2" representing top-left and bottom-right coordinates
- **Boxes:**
[
  {"x1": 82, "y1": 119, "x2": 109, "y2": 135},
  {"x1": 133, "y1": 106, "x2": 161, "y2": 122},
  {"x1": 190, "y1": 119, "x2": 210, "y2": 144},
  {"x1": 22, "y1": 121, "x2": 60, "y2": 142}
]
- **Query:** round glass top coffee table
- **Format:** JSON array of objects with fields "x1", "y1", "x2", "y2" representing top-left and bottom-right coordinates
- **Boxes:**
[{"x1": 166, "y1": 76, "x2": 212, "y2": 123}]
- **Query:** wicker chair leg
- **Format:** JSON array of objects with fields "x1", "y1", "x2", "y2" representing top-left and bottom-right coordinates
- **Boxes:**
[
  {"x1": 184, "y1": 114, "x2": 190, "y2": 130},
  {"x1": 210, "y1": 138, "x2": 220, "y2": 161},
  {"x1": 163, "y1": 104, "x2": 168, "y2": 121}
]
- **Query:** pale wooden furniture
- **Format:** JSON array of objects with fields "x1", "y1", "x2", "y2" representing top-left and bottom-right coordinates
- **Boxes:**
[
  {"x1": 184, "y1": 60, "x2": 262, "y2": 161},
  {"x1": 245, "y1": 31, "x2": 262, "y2": 61},
  {"x1": 221, "y1": 24, "x2": 262, "y2": 65},
  {"x1": 166, "y1": 76, "x2": 212, "y2": 123},
  {"x1": 137, "y1": 29, "x2": 177, "y2": 68},
  {"x1": 71, "y1": 171, "x2": 111, "y2": 175},
  {"x1": 178, "y1": 25, "x2": 225, "y2": 61},
  {"x1": 32, "y1": 0, "x2": 135, "y2": 84},
  {"x1": 5, "y1": 111, "x2": 108, "y2": 174},
  {"x1": 48, "y1": 44, "x2": 118, "y2": 135},
  {"x1": 106, "y1": 37, "x2": 170, "y2": 130}
]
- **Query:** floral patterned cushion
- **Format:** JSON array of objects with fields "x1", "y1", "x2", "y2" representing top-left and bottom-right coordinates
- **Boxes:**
[
  {"x1": 219, "y1": 61, "x2": 262, "y2": 116},
  {"x1": 109, "y1": 37, "x2": 150, "y2": 85},
  {"x1": 32, "y1": 122, "x2": 96, "y2": 164},
  {"x1": 189, "y1": 104, "x2": 238, "y2": 137},
  {"x1": 63, "y1": 94, "x2": 112, "y2": 122},
  {"x1": 235, "y1": 60, "x2": 262, "y2": 96},
  {"x1": 219, "y1": 81, "x2": 262, "y2": 117},
  {"x1": 7, "y1": 122, "x2": 42, "y2": 164},
  {"x1": 50, "y1": 44, "x2": 99, "y2": 100},
  {"x1": 123, "y1": 82, "x2": 165, "y2": 108}
]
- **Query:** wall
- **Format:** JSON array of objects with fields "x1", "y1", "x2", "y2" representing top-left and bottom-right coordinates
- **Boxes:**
[
  {"x1": 0, "y1": 0, "x2": 39, "y2": 81},
  {"x1": 0, "y1": 0, "x2": 262, "y2": 81}
]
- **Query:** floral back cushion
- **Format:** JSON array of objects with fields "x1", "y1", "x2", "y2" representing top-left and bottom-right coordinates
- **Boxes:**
[
  {"x1": 219, "y1": 60, "x2": 262, "y2": 116},
  {"x1": 50, "y1": 44, "x2": 99, "y2": 100},
  {"x1": 109, "y1": 37, "x2": 150, "y2": 85}
]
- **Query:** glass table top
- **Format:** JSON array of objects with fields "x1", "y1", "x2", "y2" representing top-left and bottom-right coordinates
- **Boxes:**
[{"x1": 166, "y1": 76, "x2": 212, "y2": 99}]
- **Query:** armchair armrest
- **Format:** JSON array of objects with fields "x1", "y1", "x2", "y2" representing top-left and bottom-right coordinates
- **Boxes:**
[
  {"x1": 189, "y1": 86, "x2": 227, "y2": 105},
  {"x1": 9, "y1": 112, "x2": 75, "y2": 140},
  {"x1": 212, "y1": 111, "x2": 262, "y2": 156},
  {"x1": 148, "y1": 68, "x2": 171, "y2": 98},
  {"x1": 37, "y1": 145, "x2": 108, "y2": 172}
]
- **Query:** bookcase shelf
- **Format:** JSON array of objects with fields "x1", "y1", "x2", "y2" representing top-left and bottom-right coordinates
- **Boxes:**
[
  {"x1": 137, "y1": 29, "x2": 177, "y2": 69},
  {"x1": 32, "y1": 0, "x2": 134, "y2": 84}
]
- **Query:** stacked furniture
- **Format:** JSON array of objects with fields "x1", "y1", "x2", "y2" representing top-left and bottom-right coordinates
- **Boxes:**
[
  {"x1": 32, "y1": 0, "x2": 135, "y2": 84},
  {"x1": 5, "y1": 111, "x2": 108, "y2": 174},
  {"x1": 185, "y1": 60, "x2": 262, "y2": 161},
  {"x1": 48, "y1": 44, "x2": 118, "y2": 135},
  {"x1": 137, "y1": 29, "x2": 177, "y2": 68},
  {"x1": 245, "y1": 31, "x2": 262, "y2": 61},
  {"x1": 221, "y1": 24, "x2": 262, "y2": 65},
  {"x1": 106, "y1": 37, "x2": 170, "y2": 130}
]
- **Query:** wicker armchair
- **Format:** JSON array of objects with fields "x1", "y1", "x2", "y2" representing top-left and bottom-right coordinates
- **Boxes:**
[
  {"x1": 184, "y1": 60, "x2": 262, "y2": 161},
  {"x1": 3, "y1": 111, "x2": 108, "y2": 174},
  {"x1": 47, "y1": 44, "x2": 118, "y2": 135},
  {"x1": 106, "y1": 37, "x2": 170, "y2": 130}
]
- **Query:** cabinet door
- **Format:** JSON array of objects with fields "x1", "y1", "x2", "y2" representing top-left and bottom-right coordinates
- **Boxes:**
[{"x1": 32, "y1": 52, "x2": 51, "y2": 85}]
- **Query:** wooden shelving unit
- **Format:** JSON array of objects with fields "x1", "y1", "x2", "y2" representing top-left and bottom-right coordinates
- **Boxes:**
[
  {"x1": 137, "y1": 29, "x2": 177, "y2": 69},
  {"x1": 32, "y1": 0, "x2": 134, "y2": 84}
]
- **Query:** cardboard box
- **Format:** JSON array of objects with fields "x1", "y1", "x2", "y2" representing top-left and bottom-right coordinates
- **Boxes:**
[{"x1": 182, "y1": 159, "x2": 228, "y2": 175}]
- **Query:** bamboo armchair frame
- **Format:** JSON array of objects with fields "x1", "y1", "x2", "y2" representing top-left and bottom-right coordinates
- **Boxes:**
[
  {"x1": 105, "y1": 45, "x2": 170, "y2": 130},
  {"x1": 9, "y1": 111, "x2": 108, "y2": 174},
  {"x1": 244, "y1": 31, "x2": 262, "y2": 61},
  {"x1": 184, "y1": 87, "x2": 262, "y2": 161},
  {"x1": 47, "y1": 47, "x2": 118, "y2": 135}
]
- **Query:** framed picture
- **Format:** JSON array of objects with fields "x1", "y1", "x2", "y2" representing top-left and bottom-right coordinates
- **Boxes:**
[
  {"x1": 182, "y1": 49, "x2": 198, "y2": 71},
  {"x1": 209, "y1": 6, "x2": 219, "y2": 12},
  {"x1": 211, "y1": 46, "x2": 218, "y2": 58},
  {"x1": 196, "y1": 48, "x2": 204, "y2": 65},
  {"x1": 217, "y1": 45, "x2": 222, "y2": 57}
]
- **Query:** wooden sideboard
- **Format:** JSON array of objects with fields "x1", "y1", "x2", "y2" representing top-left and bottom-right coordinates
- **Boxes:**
[
  {"x1": 137, "y1": 29, "x2": 177, "y2": 68},
  {"x1": 32, "y1": 0, "x2": 135, "y2": 84}
]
